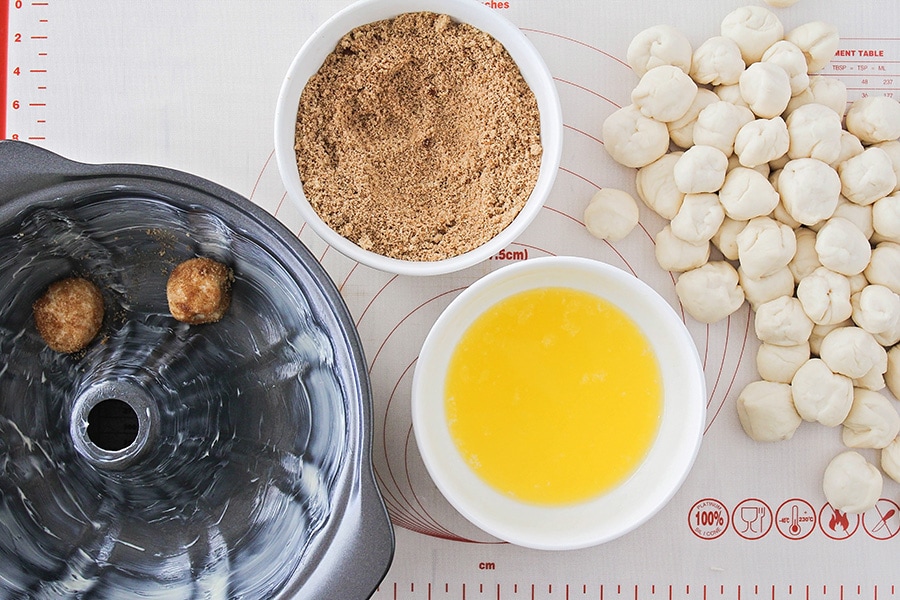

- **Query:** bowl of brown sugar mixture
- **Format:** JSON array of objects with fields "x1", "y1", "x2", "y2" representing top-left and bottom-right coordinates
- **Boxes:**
[{"x1": 275, "y1": 0, "x2": 563, "y2": 276}]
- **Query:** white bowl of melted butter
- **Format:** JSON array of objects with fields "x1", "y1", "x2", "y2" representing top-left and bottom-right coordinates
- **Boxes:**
[{"x1": 412, "y1": 256, "x2": 706, "y2": 550}]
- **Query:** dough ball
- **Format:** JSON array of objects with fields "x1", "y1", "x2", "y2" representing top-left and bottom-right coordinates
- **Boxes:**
[
  {"x1": 167, "y1": 257, "x2": 234, "y2": 324},
  {"x1": 832, "y1": 130, "x2": 866, "y2": 169},
  {"x1": 711, "y1": 216, "x2": 747, "y2": 261},
  {"x1": 719, "y1": 166, "x2": 780, "y2": 220},
  {"x1": 864, "y1": 242, "x2": 900, "y2": 295},
  {"x1": 632, "y1": 65, "x2": 698, "y2": 122},
  {"x1": 809, "y1": 320, "x2": 851, "y2": 357},
  {"x1": 33, "y1": 277, "x2": 104, "y2": 353},
  {"x1": 874, "y1": 316, "x2": 900, "y2": 347},
  {"x1": 813, "y1": 217, "x2": 872, "y2": 276},
  {"x1": 734, "y1": 117, "x2": 789, "y2": 168},
  {"x1": 670, "y1": 192, "x2": 725, "y2": 244},
  {"x1": 583, "y1": 188, "x2": 640, "y2": 242},
  {"x1": 851, "y1": 284, "x2": 900, "y2": 336},
  {"x1": 842, "y1": 388, "x2": 900, "y2": 449},
  {"x1": 602, "y1": 104, "x2": 670, "y2": 169},
  {"x1": 762, "y1": 40, "x2": 810, "y2": 96},
  {"x1": 845, "y1": 96, "x2": 900, "y2": 144},
  {"x1": 736, "y1": 380, "x2": 801, "y2": 442},
  {"x1": 873, "y1": 192, "x2": 900, "y2": 242},
  {"x1": 755, "y1": 295, "x2": 814, "y2": 347},
  {"x1": 675, "y1": 261, "x2": 745, "y2": 324},
  {"x1": 785, "y1": 21, "x2": 840, "y2": 73},
  {"x1": 740, "y1": 266, "x2": 794, "y2": 312},
  {"x1": 873, "y1": 140, "x2": 900, "y2": 193},
  {"x1": 739, "y1": 62, "x2": 792, "y2": 119},
  {"x1": 721, "y1": 5, "x2": 785, "y2": 64},
  {"x1": 790, "y1": 357, "x2": 852, "y2": 426},
  {"x1": 668, "y1": 88, "x2": 720, "y2": 149},
  {"x1": 714, "y1": 83, "x2": 751, "y2": 109},
  {"x1": 823, "y1": 450, "x2": 883, "y2": 514},
  {"x1": 635, "y1": 152, "x2": 685, "y2": 219},
  {"x1": 880, "y1": 436, "x2": 900, "y2": 484},
  {"x1": 788, "y1": 227, "x2": 821, "y2": 284},
  {"x1": 819, "y1": 326, "x2": 887, "y2": 380},
  {"x1": 796, "y1": 266, "x2": 852, "y2": 326},
  {"x1": 886, "y1": 345, "x2": 900, "y2": 401},
  {"x1": 825, "y1": 196, "x2": 874, "y2": 240},
  {"x1": 654, "y1": 225, "x2": 711, "y2": 273},
  {"x1": 757, "y1": 341, "x2": 810, "y2": 384},
  {"x1": 690, "y1": 36, "x2": 746, "y2": 86},
  {"x1": 778, "y1": 158, "x2": 840, "y2": 226},
  {"x1": 693, "y1": 101, "x2": 756, "y2": 156},
  {"x1": 786, "y1": 103, "x2": 843, "y2": 164},
  {"x1": 674, "y1": 145, "x2": 729, "y2": 194},
  {"x1": 626, "y1": 24, "x2": 693, "y2": 77},
  {"x1": 838, "y1": 146, "x2": 898, "y2": 207},
  {"x1": 736, "y1": 216, "x2": 797, "y2": 279}
]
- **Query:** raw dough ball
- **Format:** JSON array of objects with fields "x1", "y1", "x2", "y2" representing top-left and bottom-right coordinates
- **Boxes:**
[
  {"x1": 719, "y1": 167, "x2": 780, "y2": 221},
  {"x1": 822, "y1": 451, "x2": 882, "y2": 514},
  {"x1": 740, "y1": 62, "x2": 792, "y2": 119},
  {"x1": 626, "y1": 24, "x2": 693, "y2": 77},
  {"x1": 819, "y1": 326, "x2": 887, "y2": 380},
  {"x1": 873, "y1": 140, "x2": 900, "y2": 193},
  {"x1": 711, "y1": 216, "x2": 746, "y2": 261},
  {"x1": 838, "y1": 146, "x2": 898, "y2": 206},
  {"x1": 673, "y1": 145, "x2": 729, "y2": 193},
  {"x1": 873, "y1": 192, "x2": 900, "y2": 242},
  {"x1": 809, "y1": 320, "x2": 851, "y2": 357},
  {"x1": 881, "y1": 436, "x2": 900, "y2": 484},
  {"x1": 864, "y1": 242, "x2": 900, "y2": 294},
  {"x1": 736, "y1": 380, "x2": 801, "y2": 442},
  {"x1": 788, "y1": 227, "x2": 821, "y2": 283},
  {"x1": 583, "y1": 188, "x2": 640, "y2": 242},
  {"x1": 602, "y1": 104, "x2": 671, "y2": 169},
  {"x1": 785, "y1": 21, "x2": 840, "y2": 73},
  {"x1": 167, "y1": 257, "x2": 234, "y2": 324},
  {"x1": 635, "y1": 152, "x2": 685, "y2": 219},
  {"x1": 778, "y1": 158, "x2": 840, "y2": 226},
  {"x1": 654, "y1": 225, "x2": 711, "y2": 272},
  {"x1": 762, "y1": 40, "x2": 810, "y2": 96},
  {"x1": 721, "y1": 5, "x2": 784, "y2": 64},
  {"x1": 813, "y1": 217, "x2": 872, "y2": 276},
  {"x1": 740, "y1": 266, "x2": 794, "y2": 311},
  {"x1": 690, "y1": 36, "x2": 745, "y2": 86},
  {"x1": 736, "y1": 216, "x2": 797, "y2": 279},
  {"x1": 842, "y1": 388, "x2": 900, "y2": 449},
  {"x1": 668, "y1": 89, "x2": 720, "y2": 149},
  {"x1": 796, "y1": 266, "x2": 852, "y2": 326},
  {"x1": 886, "y1": 345, "x2": 900, "y2": 401},
  {"x1": 845, "y1": 96, "x2": 900, "y2": 144},
  {"x1": 832, "y1": 130, "x2": 866, "y2": 169},
  {"x1": 714, "y1": 83, "x2": 750, "y2": 109},
  {"x1": 786, "y1": 103, "x2": 843, "y2": 164},
  {"x1": 33, "y1": 277, "x2": 104, "y2": 353},
  {"x1": 791, "y1": 357, "x2": 853, "y2": 426},
  {"x1": 693, "y1": 101, "x2": 755, "y2": 156},
  {"x1": 755, "y1": 295, "x2": 814, "y2": 347},
  {"x1": 675, "y1": 261, "x2": 745, "y2": 323},
  {"x1": 734, "y1": 117, "x2": 790, "y2": 168},
  {"x1": 756, "y1": 341, "x2": 809, "y2": 384},
  {"x1": 670, "y1": 192, "x2": 725, "y2": 244},
  {"x1": 851, "y1": 285, "x2": 900, "y2": 336},
  {"x1": 632, "y1": 65, "x2": 698, "y2": 122},
  {"x1": 825, "y1": 196, "x2": 873, "y2": 240}
]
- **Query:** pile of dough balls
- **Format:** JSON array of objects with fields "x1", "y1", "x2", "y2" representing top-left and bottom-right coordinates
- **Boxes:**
[{"x1": 601, "y1": 5, "x2": 900, "y2": 515}]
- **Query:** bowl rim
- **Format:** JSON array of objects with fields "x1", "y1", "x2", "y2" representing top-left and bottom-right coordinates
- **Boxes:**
[
  {"x1": 274, "y1": 0, "x2": 563, "y2": 276},
  {"x1": 411, "y1": 256, "x2": 706, "y2": 550}
]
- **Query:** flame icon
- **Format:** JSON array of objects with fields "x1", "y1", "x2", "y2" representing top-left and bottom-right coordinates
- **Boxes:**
[{"x1": 829, "y1": 509, "x2": 850, "y2": 532}]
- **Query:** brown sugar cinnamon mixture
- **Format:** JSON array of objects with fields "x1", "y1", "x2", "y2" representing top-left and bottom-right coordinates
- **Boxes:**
[{"x1": 294, "y1": 11, "x2": 543, "y2": 262}]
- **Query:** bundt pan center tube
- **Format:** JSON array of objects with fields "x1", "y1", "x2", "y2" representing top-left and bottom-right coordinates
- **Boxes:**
[{"x1": 0, "y1": 140, "x2": 394, "y2": 599}]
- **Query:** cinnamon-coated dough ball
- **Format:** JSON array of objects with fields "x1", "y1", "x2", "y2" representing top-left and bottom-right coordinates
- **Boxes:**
[
  {"x1": 167, "y1": 257, "x2": 234, "y2": 324},
  {"x1": 33, "y1": 277, "x2": 104, "y2": 353}
]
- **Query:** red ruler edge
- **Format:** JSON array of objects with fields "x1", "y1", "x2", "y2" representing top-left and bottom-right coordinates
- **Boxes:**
[{"x1": 1, "y1": 0, "x2": 9, "y2": 139}]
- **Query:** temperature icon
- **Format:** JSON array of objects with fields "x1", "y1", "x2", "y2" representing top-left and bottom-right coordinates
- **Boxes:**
[{"x1": 775, "y1": 499, "x2": 816, "y2": 540}]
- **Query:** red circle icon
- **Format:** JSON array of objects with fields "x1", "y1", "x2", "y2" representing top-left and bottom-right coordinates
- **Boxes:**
[
  {"x1": 818, "y1": 504, "x2": 860, "y2": 540},
  {"x1": 863, "y1": 499, "x2": 900, "y2": 540},
  {"x1": 689, "y1": 498, "x2": 729, "y2": 540},
  {"x1": 732, "y1": 499, "x2": 772, "y2": 540},
  {"x1": 775, "y1": 498, "x2": 816, "y2": 540}
]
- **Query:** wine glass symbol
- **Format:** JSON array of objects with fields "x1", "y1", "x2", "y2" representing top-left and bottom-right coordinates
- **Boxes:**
[{"x1": 740, "y1": 505, "x2": 765, "y2": 533}]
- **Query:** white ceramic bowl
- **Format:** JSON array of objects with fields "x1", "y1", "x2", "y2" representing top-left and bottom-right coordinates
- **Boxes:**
[
  {"x1": 411, "y1": 256, "x2": 706, "y2": 550},
  {"x1": 274, "y1": 0, "x2": 563, "y2": 276}
]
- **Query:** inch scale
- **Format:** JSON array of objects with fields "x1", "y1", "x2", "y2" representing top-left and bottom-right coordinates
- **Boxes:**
[{"x1": 2, "y1": 0, "x2": 50, "y2": 141}]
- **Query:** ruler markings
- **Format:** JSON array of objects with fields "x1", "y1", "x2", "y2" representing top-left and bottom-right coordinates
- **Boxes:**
[{"x1": 1, "y1": 0, "x2": 9, "y2": 138}]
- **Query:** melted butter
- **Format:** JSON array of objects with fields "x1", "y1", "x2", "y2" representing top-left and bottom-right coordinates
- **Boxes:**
[{"x1": 445, "y1": 286, "x2": 662, "y2": 505}]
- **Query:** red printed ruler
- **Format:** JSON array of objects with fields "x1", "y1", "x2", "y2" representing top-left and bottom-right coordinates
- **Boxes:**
[
  {"x1": 1, "y1": 0, "x2": 9, "y2": 137},
  {"x1": 4, "y1": 0, "x2": 50, "y2": 143}
]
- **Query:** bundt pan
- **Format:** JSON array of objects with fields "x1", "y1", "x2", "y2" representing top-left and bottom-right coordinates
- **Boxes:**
[{"x1": 0, "y1": 140, "x2": 394, "y2": 599}]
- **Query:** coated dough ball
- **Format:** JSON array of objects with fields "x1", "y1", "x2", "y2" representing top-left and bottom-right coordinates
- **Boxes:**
[
  {"x1": 603, "y1": 104, "x2": 670, "y2": 169},
  {"x1": 693, "y1": 101, "x2": 755, "y2": 156},
  {"x1": 632, "y1": 65, "x2": 698, "y2": 122},
  {"x1": 845, "y1": 96, "x2": 900, "y2": 144},
  {"x1": 674, "y1": 145, "x2": 729, "y2": 193},
  {"x1": 814, "y1": 217, "x2": 872, "y2": 276},
  {"x1": 670, "y1": 193, "x2": 725, "y2": 244},
  {"x1": 788, "y1": 227, "x2": 821, "y2": 283},
  {"x1": 736, "y1": 216, "x2": 797, "y2": 279},
  {"x1": 675, "y1": 261, "x2": 745, "y2": 324},
  {"x1": 786, "y1": 103, "x2": 843, "y2": 164},
  {"x1": 711, "y1": 216, "x2": 746, "y2": 261},
  {"x1": 626, "y1": 24, "x2": 693, "y2": 77},
  {"x1": 819, "y1": 326, "x2": 887, "y2": 380},
  {"x1": 583, "y1": 188, "x2": 640, "y2": 242},
  {"x1": 740, "y1": 266, "x2": 794, "y2": 311},
  {"x1": 33, "y1": 277, "x2": 104, "y2": 353},
  {"x1": 721, "y1": 5, "x2": 785, "y2": 64},
  {"x1": 739, "y1": 62, "x2": 792, "y2": 119},
  {"x1": 755, "y1": 295, "x2": 814, "y2": 347},
  {"x1": 881, "y1": 436, "x2": 900, "y2": 484},
  {"x1": 756, "y1": 341, "x2": 809, "y2": 384},
  {"x1": 668, "y1": 88, "x2": 720, "y2": 149},
  {"x1": 778, "y1": 158, "x2": 840, "y2": 226},
  {"x1": 734, "y1": 117, "x2": 789, "y2": 168},
  {"x1": 838, "y1": 147, "x2": 898, "y2": 207},
  {"x1": 823, "y1": 451, "x2": 882, "y2": 514},
  {"x1": 796, "y1": 266, "x2": 852, "y2": 326},
  {"x1": 736, "y1": 380, "x2": 801, "y2": 442},
  {"x1": 851, "y1": 285, "x2": 900, "y2": 336},
  {"x1": 785, "y1": 21, "x2": 840, "y2": 73},
  {"x1": 690, "y1": 36, "x2": 745, "y2": 86},
  {"x1": 719, "y1": 167, "x2": 780, "y2": 221},
  {"x1": 790, "y1": 358, "x2": 853, "y2": 426},
  {"x1": 886, "y1": 345, "x2": 900, "y2": 402},
  {"x1": 762, "y1": 40, "x2": 810, "y2": 96},
  {"x1": 635, "y1": 152, "x2": 685, "y2": 219},
  {"x1": 167, "y1": 257, "x2": 234, "y2": 324},
  {"x1": 654, "y1": 225, "x2": 711, "y2": 273},
  {"x1": 842, "y1": 388, "x2": 900, "y2": 449},
  {"x1": 864, "y1": 242, "x2": 900, "y2": 295}
]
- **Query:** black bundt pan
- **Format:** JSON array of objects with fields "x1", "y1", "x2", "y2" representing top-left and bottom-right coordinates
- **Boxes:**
[{"x1": 0, "y1": 140, "x2": 394, "y2": 599}]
